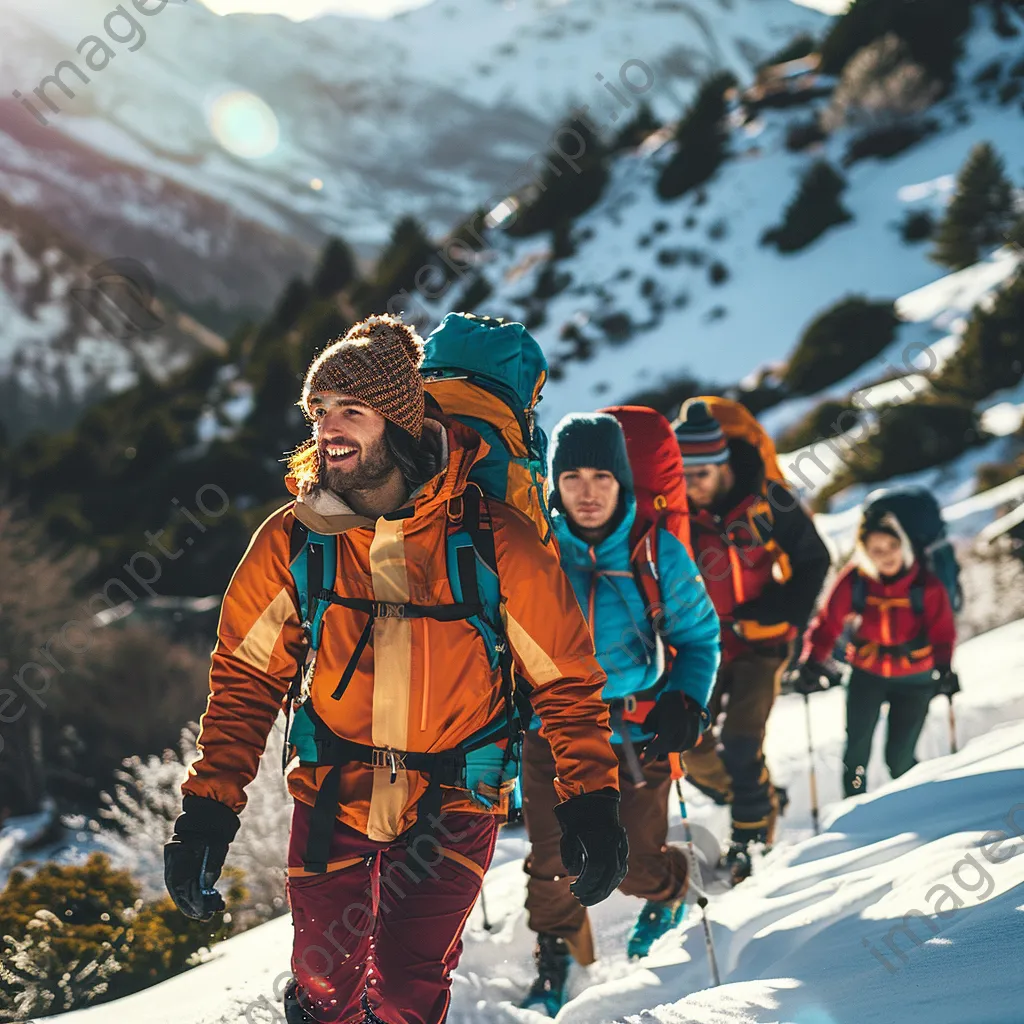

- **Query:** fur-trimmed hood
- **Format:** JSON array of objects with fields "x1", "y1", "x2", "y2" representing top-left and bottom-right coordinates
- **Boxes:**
[{"x1": 853, "y1": 510, "x2": 916, "y2": 579}]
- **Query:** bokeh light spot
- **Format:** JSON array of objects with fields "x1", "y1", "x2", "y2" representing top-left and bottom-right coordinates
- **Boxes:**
[{"x1": 206, "y1": 90, "x2": 280, "y2": 159}]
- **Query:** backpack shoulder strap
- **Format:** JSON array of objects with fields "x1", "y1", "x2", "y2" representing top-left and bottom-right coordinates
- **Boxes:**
[
  {"x1": 288, "y1": 517, "x2": 337, "y2": 652},
  {"x1": 910, "y1": 579, "x2": 926, "y2": 617},
  {"x1": 457, "y1": 484, "x2": 526, "y2": 740},
  {"x1": 457, "y1": 484, "x2": 501, "y2": 615},
  {"x1": 629, "y1": 522, "x2": 664, "y2": 633},
  {"x1": 851, "y1": 571, "x2": 868, "y2": 615}
]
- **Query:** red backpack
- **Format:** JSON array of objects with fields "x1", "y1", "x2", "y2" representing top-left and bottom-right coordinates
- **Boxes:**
[{"x1": 601, "y1": 405, "x2": 692, "y2": 651}]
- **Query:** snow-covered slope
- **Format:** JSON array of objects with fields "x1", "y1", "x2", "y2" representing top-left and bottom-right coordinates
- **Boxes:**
[
  {"x1": 0, "y1": 198, "x2": 227, "y2": 437},
  {"x1": 768, "y1": 244, "x2": 1024, "y2": 520},
  {"x1": 0, "y1": 0, "x2": 823, "y2": 305},
  {"x1": 431, "y1": 5, "x2": 1024, "y2": 426},
  {"x1": 43, "y1": 618, "x2": 1024, "y2": 1024}
]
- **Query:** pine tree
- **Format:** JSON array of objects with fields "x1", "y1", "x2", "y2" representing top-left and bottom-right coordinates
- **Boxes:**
[
  {"x1": 310, "y1": 236, "x2": 358, "y2": 299},
  {"x1": 762, "y1": 161, "x2": 853, "y2": 253},
  {"x1": 353, "y1": 216, "x2": 436, "y2": 315},
  {"x1": 932, "y1": 143, "x2": 1016, "y2": 270},
  {"x1": 505, "y1": 114, "x2": 610, "y2": 237},
  {"x1": 657, "y1": 72, "x2": 737, "y2": 200}
]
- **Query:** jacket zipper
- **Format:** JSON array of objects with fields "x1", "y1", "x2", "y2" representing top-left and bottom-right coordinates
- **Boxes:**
[{"x1": 587, "y1": 546, "x2": 597, "y2": 636}]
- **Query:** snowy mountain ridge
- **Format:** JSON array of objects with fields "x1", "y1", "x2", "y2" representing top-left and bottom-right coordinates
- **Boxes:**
[
  {"x1": 0, "y1": 0, "x2": 824, "y2": 301},
  {"x1": 422, "y1": 4, "x2": 1024, "y2": 426}
]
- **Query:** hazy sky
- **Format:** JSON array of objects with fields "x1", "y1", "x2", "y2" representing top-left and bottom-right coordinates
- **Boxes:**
[
  {"x1": 199, "y1": 0, "x2": 848, "y2": 21},
  {"x1": 199, "y1": 0, "x2": 432, "y2": 18}
]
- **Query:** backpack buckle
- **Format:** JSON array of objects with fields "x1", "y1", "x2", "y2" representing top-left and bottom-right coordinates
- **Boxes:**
[
  {"x1": 372, "y1": 747, "x2": 406, "y2": 783},
  {"x1": 623, "y1": 694, "x2": 638, "y2": 715},
  {"x1": 375, "y1": 602, "x2": 405, "y2": 619}
]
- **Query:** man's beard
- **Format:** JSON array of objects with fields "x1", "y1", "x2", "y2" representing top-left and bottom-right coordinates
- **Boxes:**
[{"x1": 320, "y1": 434, "x2": 397, "y2": 497}]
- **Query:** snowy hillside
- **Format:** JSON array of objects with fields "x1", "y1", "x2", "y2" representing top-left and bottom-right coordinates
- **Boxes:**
[
  {"x1": 0, "y1": 198, "x2": 227, "y2": 437},
  {"x1": 0, "y1": 0, "x2": 823, "y2": 305},
  {"x1": 427, "y1": 4, "x2": 1024, "y2": 425},
  {"x1": 41, "y1": 618, "x2": 1024, "y2": 1024}
]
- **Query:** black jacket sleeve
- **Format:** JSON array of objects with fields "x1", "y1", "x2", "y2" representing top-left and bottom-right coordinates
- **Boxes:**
[{"x1": 733, "y1": 482, "x2": 831, "y2": 633}]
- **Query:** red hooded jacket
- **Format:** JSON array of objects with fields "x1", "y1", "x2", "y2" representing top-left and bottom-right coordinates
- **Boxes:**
[{"x1": 803, "y1": 562, "x2": 955, "y2": 678}]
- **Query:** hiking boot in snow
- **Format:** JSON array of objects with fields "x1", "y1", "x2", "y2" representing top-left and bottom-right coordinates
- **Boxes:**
[
  {"x1": 283, "y1": 979, "x2": 316, "y2": 1023},
  {"x1": 725, "y1": 841, "x2": 753, "y2": 886},
  {"x1": 626, "y1": 897, "x2": 686, "y2": 959},
  {"x1": 521, "y1": 933, "x2": 571, "y2": 1016}
]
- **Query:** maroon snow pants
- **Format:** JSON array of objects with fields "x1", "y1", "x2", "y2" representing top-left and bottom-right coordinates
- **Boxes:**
[{"x1": 286, "y1": 801, "x2": 498, "y2": 1024}]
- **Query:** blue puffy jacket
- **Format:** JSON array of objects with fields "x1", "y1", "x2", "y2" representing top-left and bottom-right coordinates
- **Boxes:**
[{"x1": 550, "y1": 497, "x2": 721, "y2": 743}]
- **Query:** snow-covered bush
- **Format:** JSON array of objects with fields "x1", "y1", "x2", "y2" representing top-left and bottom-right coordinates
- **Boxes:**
[
  {"x1": 0, "y1": 853, "x2": 232, "y2": 1020},
  {"x1": 821, "y1": 35, "x2": 940, "y2": 134},
  {"x1": 95, "y1": 722, "x2": 291, "y2": 929},
  {"x1": 0, "y1": 908, "x2": 120, "y2": 1021}
]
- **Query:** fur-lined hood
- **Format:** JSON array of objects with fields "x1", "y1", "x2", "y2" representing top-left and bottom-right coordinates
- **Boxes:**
[{"x1": 853, "y1": 510, "x2": 916, "y2": 579}]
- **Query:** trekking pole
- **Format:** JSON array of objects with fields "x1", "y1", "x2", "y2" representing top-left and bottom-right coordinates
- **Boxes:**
[
  {"x1": 673, "y1": 774, "x2": 721, "y2": 988},
  {"x1": 479, "y1": 882, "x2": 493, "y2": 931},
  {"x1": 804, "y1": 694, "x2": 820, "y2": 836},
  {"x1": 947, "y1": 695, "x2": 958, "y2": 755}
]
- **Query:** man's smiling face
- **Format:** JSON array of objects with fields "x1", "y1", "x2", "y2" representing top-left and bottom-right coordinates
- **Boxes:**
[{"x1": 308, "y1": 392, "x2": 396, "y2": 495}]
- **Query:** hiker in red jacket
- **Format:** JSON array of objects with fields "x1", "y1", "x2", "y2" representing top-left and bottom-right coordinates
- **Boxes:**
[{"x1": 793, "y1": 508, "x2": 957, "y2": 796}]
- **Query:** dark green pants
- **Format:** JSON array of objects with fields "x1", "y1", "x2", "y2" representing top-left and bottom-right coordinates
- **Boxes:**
[{"x1": 844, "y1": 668, "x2": 934, "y2": 797}]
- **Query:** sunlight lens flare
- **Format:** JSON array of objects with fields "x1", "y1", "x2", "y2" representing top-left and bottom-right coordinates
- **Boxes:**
[{"x1": 206, "y1": 89, "x2": 280, "y2": 159}]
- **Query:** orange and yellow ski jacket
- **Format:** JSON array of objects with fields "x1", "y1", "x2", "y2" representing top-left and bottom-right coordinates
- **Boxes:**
[{"x1": 182, "y1": 419, "x2": 618, "y2": 841}]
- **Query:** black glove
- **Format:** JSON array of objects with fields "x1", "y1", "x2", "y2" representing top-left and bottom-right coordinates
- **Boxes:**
[
  {"x1": 164, "y1": 796, "x2": 240, "y2": 922},
  {"x1": 732, "y1": 594, "x2": 789, "y2": 628},
  {"x1": 641, "y1": 691, "x2": 707, "y2": 762},
  {"x1": 553, "y1": 789, "x2": 628, "y2": 907},
  {"x1": 789, "y1": 659, "x2": 836, "y2": 696},
  {"x1": 933, "y1": 666, "x2": 960, "y2": 697}
]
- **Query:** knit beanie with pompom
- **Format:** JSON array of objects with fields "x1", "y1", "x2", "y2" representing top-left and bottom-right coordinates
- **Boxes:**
[{"x1": 301, "y1": 314, "x2": 426, "y2": 439}]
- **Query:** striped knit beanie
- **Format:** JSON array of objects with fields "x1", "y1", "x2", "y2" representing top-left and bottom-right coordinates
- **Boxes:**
[
  {"x1": 674, "y1": 399, "x2": 730, "y2": 466},
  {"x1": 301, "y1": 314, "x2": 426, "y2": 440},
  {"x1": 549, "y1": 412, "x2": 634, "y2": 509}
]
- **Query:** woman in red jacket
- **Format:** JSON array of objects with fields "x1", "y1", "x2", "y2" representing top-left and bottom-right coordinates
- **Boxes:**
[{"x1": 795, "y1": 510, "x2": 957, "y2": 797}]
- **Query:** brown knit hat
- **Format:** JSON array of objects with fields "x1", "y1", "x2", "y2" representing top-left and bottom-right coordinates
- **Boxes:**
[{"x1": 301, "y1": 314, "x2": 426, "y2": 439}]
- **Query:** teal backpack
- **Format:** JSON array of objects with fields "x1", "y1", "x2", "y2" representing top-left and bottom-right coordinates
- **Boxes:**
[
  {"x1": 282, "y1": 314, "x2": 548, "y2": 870},
  {"x1": 421, "y1": 312, "x2": 553, "y2": 544}
]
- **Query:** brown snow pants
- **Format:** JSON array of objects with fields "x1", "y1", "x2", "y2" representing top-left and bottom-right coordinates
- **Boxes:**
[
  {"x1": 522, "y1": 729, "x2": 688, "y2": 965},
  {"x1": 682, "y1": 649, "x2": 786, "y2": 844}
]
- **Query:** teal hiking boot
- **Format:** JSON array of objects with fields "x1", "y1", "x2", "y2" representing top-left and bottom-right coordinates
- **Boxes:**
[
  {"x1": 626, "y1": 897, "x2": 686, "y2": 959},
  {"x1": 521, "y1": 933, "x2": 571, "y2": 1016}
]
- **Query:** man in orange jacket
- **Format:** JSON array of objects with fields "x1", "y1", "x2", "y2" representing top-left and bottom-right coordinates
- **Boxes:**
[{"x1": 163, "y1": 314, "x2": 626, "y2": 1024}]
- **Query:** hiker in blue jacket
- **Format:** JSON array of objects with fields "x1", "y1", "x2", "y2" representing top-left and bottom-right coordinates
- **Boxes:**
[{"x1": 521, "y1": 413, "x2": 721, "y2": 1013}]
